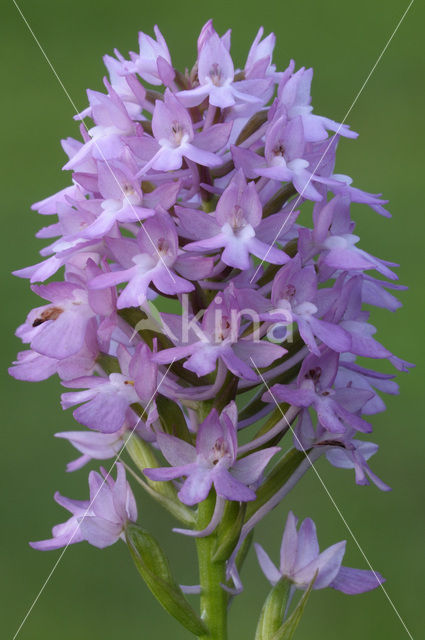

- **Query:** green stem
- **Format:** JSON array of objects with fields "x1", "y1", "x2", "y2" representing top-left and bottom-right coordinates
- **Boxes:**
[{"x1": 196, "y1": 494, "x2": 228, "y2": 640}]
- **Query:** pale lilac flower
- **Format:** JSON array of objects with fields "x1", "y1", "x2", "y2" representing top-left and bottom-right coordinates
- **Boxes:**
[
  {"x1": 264, "y1": 350, "x2": 373, "y2": 434},
  {"x1": 232, "y1": 115, "x2": 337, "y2": 201},
  {"x1": 76, "y1": 159, "x2": 158, "y2": 239},
  {"x1": 61, "y1": 344, "x2": 156, "y2": 433},
  {"x1": 31, "y1": 464, "x2": 137, "y2": 550},
  {"x1": 264, "y1": 255, "x2": 351, "y2": 355},
  {"x1": 177, "y1": 33, "x2": 262, "y2": 109},
  {"x1": 324, "y1": 436, "x2": 391, "y2": 491},
  {"x1": 55, "y1": 425, "x2": 128, "y2": 471},
  {"x1": 64, "y1": 83, "x2": 136, "y2": 172},
  {"x1": 144, "y1": 406, "x2": 279, "y2": 505},
  {"x1": 319, "y1": 274, "x2": 394, "y2": 360},
  {"x1": 181, "y1": 170, "x2": 289, "y2": 269},
  {"x1": 255, "y1": 511, "x2": 384, "y2": 594},
  {"x1": 102, "y1": 54, "x2": 145, "y2": 120},
  {"x1": 30, "y1": 492, "x2": 89, "y2": 551},
  {"x1": 336, "y1": 354, "x2": 399, "y2": 415},
  {"x1": 291, "y1": 412, "x2": 391, "y2": 491},
  {"x1": 89, "y1": 211, "x2": 194, "y2": 308},
  {"x1": 155, "y1": 285, "x2": 286, "y2": 380},
  {"x1": 136, "y1": 90, "x2": 231, "y2": 174},
  {"x1": 13, "y1": 200, "x2": 102, "y2": 283},
  {"x1": 301, "y1": 196, "x2": 398, "y2": 278},
  {"x1": 277, "y1": 68, "x2": 358, "y2": 142},
  {"x1": 9, "y1": 323, "x2": 98, "y2": 382},
  {"x1": 16, "y1": 282, "x2": 99, "y2": 360},
  {"x1": 244, "y1": 27, "x2": 281, "y2": 81},
  {"x1": 125, "y1": 26, "x2": 172, "y2": 86}
]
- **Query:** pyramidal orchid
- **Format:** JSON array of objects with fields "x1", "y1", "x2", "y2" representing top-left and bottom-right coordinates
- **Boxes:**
[{"x1": 10, "y1": 19, "x2": 412, "y2": 640}]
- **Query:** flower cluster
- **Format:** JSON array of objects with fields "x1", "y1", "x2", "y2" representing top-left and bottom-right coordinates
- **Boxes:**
[{"x1": 10, "y1": 19, "x2": 411, "y2": 636}]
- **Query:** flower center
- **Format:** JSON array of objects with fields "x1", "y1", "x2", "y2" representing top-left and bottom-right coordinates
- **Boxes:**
[
  {"x1": 230, "y1": 205, "x2": 246, "y2": 231},
  {"x1": 209, "y1": 63, "x2": 223, "y2": 86},
  {"x1": 282, "y1": 284, "x2": 296, "y2": 300},
  {"x1": 306, "y1": 367, "x2": 321, "y2": 383},
  {"x1": 170, "y1": 121, "x2": 188, "y2": 146},
  {"x1": 216, "y1": 316, "x2": 232, "y2": 342},
  {"x1": 273, "y1": 143, "x2": 285, "y2": 157},
  {"x1": 157, "y1": 237, "x2": 170, "y2": 256},
  {"x1": 211, "y1": 437, "x2": 229, "y2": 465}
]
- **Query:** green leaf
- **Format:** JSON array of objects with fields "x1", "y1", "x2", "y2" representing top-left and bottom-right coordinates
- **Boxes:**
[
  {"x1": 156, "y1": 394, "x2": 192, "y2": 443},
  {"x1": 255, "y1": 578, "x2": 291, "y2": 640},
  {"x1": 270, "y1": 577, "x2": 315, "y2": 640},
  {"x1": 96, "y1": 352, "x2": 121, "y2": 375},
  {"x1": 118, "y1": 307, "x2": 173, "y2": 350},
  {"x1": 126, "y1": 435, "x2": 195, "y2": 526},
  {"x1": 126, "y1": 524, "x2": 208, "y2": 637},
  {"x1": 126, "y1": 434, "x2": 175, "y2": 499}
]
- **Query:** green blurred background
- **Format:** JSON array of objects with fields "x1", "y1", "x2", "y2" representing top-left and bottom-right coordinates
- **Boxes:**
[{"x1": 2, "y1": 0, "x2": 424, "y2": 638}]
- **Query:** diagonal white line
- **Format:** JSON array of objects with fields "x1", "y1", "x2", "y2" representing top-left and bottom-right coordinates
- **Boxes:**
[
  {"x1": 12, "y1": 0, "x2": 176, "y2": 282},
  {"x1": 250, "y1": 0, "x2": 415, "y2": 283},
  {"x1": 11, "y1": 360, "x2": 175, "y2": 640},
  {"x1": 250, "y1": 358, "x2": 414, "y2": 639}
]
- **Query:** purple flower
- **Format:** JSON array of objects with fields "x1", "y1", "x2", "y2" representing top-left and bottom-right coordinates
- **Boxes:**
[
  {"x1": 264, "y1": 350, "x2": 373, "y2": 434},
  {"x1": 244, "y1": 27, "x2": 281, "y2": 81},
  {"x1": 89, "y1": 211, "x2": 194, "y2": 308},
  {"x1": 232, "y1": 114, "x2": 337, "y2": 201},
  {"x1": 137, "y1": 90, "x2": 231, "y2": 175},
  {"x1": 255, "y1": 511, "x2": 384, "y2": 594},
  {"x1": 300, "y1": 196, "x2": 398, "y2": 279},
  {"x1": 181, "y1": 170, "x2": 289, "y2": 269},
  {"x1": 318, "y1": 273, "x2": 394, "y2": 360},
  {"x1": 291, "y1": 411, "x2": 391, "y2": 491},
  {"x1": 31, "y1": 463, "x2": 137, "y2": 550},
  {"x1": 265, "y1": 255, "x2": 351, "y2": 355},
  {"x1": 155, "y1": 284, "x2": 286, "y2": 380},
  {"x1": 64, "y1": 82, "x2": 136, "y2": 172},
  {"x1": 56, "y1": 424, "x2": 128, "y2": 472},
  {"x1": 277, "y1": 67, "x2": 358, "y2": 142},
  {"x1": 336, "y1": 354, "x2": 399, "y2": 415},
  {"x1": 324, "y1": 436, "x2": 391, "y2": 491},
  {"x1": 9, "y1": 324, "x2": 98, "y2": 382},
  {"x1": 75, "y1": 159, "x2": 157, "y2": 239},
  {"x1": 61, "y1": 344, "x2": 157, "y2": 433},
  {"x1": 102, "y1": 55, "x2": 145, "y2": 120},
  {"x1": 13, "y1": 203, "x2": 102, "y2": 283},
  {"x1": 144, "y1": 405, "x2": 279, "y2": 505},
  {"x1": 125, "y1": 25, "x2": 172, "y2": 86},
  {"x1": 177, "y1": 32, "x2": 262, "y2": 109},
  {"x1": 16, "y1": 282, "x2": 99, "y2": 360}
]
